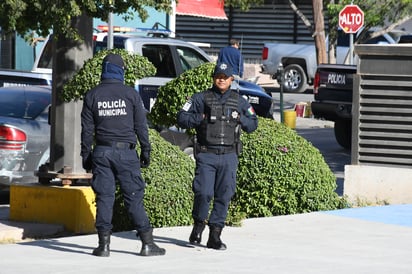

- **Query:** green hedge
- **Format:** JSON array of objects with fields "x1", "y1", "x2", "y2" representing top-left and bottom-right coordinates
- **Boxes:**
[
  {"x1": 112, "y1": 129, "x2": 195, "y2": 231},
  {"x1": 230, "y1": 117, "x2": 347, "y2": 222},
  {"x1": 149, "y1": 62, "x2": 215, "y2": 128},
  {"x1": 63, "y1": 52, "x2": 348, "y2": 231},
  {"x1": 61, "y1": 48, "x2": 156, "y2": 102},
  {"x1": 112, "y1": 117, "x2": 347, "y2": 231}
]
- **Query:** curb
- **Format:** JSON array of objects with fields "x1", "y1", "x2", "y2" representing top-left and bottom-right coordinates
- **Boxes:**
[{"x1": 0, "y1": 206, "x2": 65, "y2": 242}]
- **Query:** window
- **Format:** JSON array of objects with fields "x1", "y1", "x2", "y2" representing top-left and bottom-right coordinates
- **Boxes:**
[
  {"x1": 37, "y1": 39, "x2": 53, "y2": 70},
  {"x1": 142, "y1": 45, "x2": 176, "y2": 77},
  {"x1": 176, "y1": 46, "x2": 209, "y2": 72},
  {"x1": 0, "y1": 90, "x2": 50, "y2": 119},
  {"x1": 93, "y1": 36, "x2": 126, "y2": 54}
]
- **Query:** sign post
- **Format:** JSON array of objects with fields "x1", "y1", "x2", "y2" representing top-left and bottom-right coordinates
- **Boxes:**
[{"x1": 339, "y1": 4, "x2": 364, "y2": 64}]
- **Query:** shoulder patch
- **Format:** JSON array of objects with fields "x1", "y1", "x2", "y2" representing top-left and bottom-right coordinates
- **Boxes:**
[
  {"x1": 182, "y1": 99, "x2": 192, "y2": 111},
  {"x1": 247, "y1": 106, "x2": 256, "y2": 116}
]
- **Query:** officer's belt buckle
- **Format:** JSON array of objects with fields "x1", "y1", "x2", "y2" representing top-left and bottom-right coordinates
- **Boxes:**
[
  {"x1": 199, "y1": 145, "x2": 208, "y2": 153},
  {"x1": 202, "y1": 146, "x2": 235, "y2": 155}
]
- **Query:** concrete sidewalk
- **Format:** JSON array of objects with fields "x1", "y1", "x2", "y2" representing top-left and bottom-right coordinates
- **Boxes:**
[
  {"x1": 0, "y1": 204, "x2": 412, "y2": 273},
  {"x1": 1, "y1": 113, "x2": 409, "y2": 273},
  {"x1": 0, "y1": 205, "x2": 412, "y2": 274}
]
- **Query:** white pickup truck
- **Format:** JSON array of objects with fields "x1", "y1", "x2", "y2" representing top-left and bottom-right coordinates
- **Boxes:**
[{"x1": 261, "y1": 29, "x2": 402, "y2": 93}]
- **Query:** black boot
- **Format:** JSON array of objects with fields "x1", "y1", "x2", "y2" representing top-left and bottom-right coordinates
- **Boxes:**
[
  {"x1": 139, "y1": 229, "x2": 166, "y2": 256},
  {"x1": 189, "y1": 220, "x2": 205, "y2": 244},
  {"x1": 206, "y1": 225, "x2": 227, "y2": 250},
  {"x1": 92, "y1": 231, "x2": 110, "y2": 257}
]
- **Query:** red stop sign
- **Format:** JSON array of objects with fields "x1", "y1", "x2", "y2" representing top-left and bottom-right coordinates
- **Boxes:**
[{"x1": 339, "y1": 5, "x2": 364, "y2": 33}]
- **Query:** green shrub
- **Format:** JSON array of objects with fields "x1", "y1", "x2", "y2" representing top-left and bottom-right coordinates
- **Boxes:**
[
  {"x1": 61, "y1": 48, "x2": 156, "y2": 102},
  {"x1": 112, "y1": 129, "x2": 195, "y2": 232},
  {"x1": 149, "y1": 62, "x2": 215, "y2": 128},
  {"x1": 64, "y1": 53, "x2": 347, "y2": 232},
  {"x1": 61, "y1": 49, "x2": 194, "y2": 231},
  {"x1": 228, "y1": 117, "x2": 347, "y2": 224},
  {"x1": 148, "y1": 62, "x2": 348, "y2": 226}
]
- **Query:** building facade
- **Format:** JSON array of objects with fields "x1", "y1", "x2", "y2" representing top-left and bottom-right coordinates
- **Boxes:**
[{"x1": 175, "y1": 0, "x2": 314, "y2": 63}]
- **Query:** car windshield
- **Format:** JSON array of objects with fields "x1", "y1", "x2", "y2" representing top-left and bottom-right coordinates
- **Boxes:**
[{"x1": 0, "y1": 89, "x2": 50, "y2": 119}]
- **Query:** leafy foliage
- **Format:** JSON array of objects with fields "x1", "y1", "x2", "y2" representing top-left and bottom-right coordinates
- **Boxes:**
[
  {"x1": 225, "y1": 0, "x2": 264, "y2": 11},
  {"x1": 320, "y1": 0, "x2": 412, "y2": 64},
  {"x1": 228, "y1": 117, "x2": 347, "y2": 222},
  {"x1": 0, "y1": 0, "x2": 265, "y2": 41},
  {"x1": 61, "y1": 45, "x2": 192, "y2": 231},
  {"x1": 327, "y1": 0, "x2": 412, "y2": 31},
  {"x1": 60, "y1": 30, "x2": 345, "y2": 232},
  {"x1": 112, "y1": 129, "x2": 195, "y2": 231},
  {"x1": 326, "y1": 0, "x2": 412, "y2": 46},
  {"x1": 0, "y1": 0, "x2": 173, "y2": 39},
  {"x1": 62, "y1": 48, "x2": 156, "y2": 102},
  {"x1": 112, "y1": 117, "x2": 348, "y2": 231},
  {"x1": 149, "y1": 62, "x2": 215, "y2": 128},
  {"x1": 148, "y1": 63, "x2": 348, "y2": 228}
]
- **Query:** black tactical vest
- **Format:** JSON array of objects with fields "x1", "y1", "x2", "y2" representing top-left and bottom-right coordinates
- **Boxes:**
[{"x1": 198, "y1": 90, "x2": 240, "y2": 146}]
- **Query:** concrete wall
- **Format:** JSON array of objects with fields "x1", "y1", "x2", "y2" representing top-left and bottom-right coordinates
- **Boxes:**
[
  {"x1": 345, "y1": 44, "x2": 412, "y2": 205},
  {"x1": 344, "y1": 165, "x2": 412, "y2": 205}
]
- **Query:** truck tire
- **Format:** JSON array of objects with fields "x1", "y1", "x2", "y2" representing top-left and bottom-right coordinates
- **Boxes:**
[
  {"x1": 283, "y1": 64, "x2": 308, "y2": 93},
  {"x1": 334, "y1": 119, "x2": 351, "y2": 149}
]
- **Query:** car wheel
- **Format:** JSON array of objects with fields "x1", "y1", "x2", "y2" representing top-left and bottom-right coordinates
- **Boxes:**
[
  {"x1": 334, "y1": 119, "x2": 351, "y2": 149},
  {"x1": 283, "y1": 64, "x2": 308, "y2": 93}
]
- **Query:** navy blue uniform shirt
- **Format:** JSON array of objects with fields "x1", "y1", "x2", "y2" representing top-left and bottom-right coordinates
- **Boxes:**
[
  {"x1": 81, "y1": 63, "x2": 150, "y2": 159},
  {"x1": 177, "y1": 87, "x2": 258, "y2": 134}
]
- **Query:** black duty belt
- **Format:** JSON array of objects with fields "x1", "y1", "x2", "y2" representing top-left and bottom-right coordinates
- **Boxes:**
[
  {"x1": 97, "y1": 141, "x2": 136, "y2": 150},
  {"x1": 199, "y1": 145, "x2": 236, "y2": 155}
]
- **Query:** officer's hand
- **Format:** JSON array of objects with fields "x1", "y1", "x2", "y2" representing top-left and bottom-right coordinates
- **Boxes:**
[
  {"x1": 82, "y1": 153, "x2": 92, "y2": 171},
  {"x1": 140, "y1": 150, "x2": 150, "y2": 168}
]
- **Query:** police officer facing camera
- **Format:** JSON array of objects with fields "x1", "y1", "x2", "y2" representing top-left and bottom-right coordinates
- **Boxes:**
[
  {"x1": 81, "y1": 53, "x2": 165, "y2": 257},
  {"x1": 177, "y1": 62, "x2": 258, "y2": 250}
]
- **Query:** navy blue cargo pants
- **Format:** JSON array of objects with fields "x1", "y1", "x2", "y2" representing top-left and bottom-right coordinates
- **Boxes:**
[
  {"x1": 192, "y1": 152, "x2": 238, "y2": 228},
  {"x1": 91, "y1": 145, "x2": 151, "y2": 233}
]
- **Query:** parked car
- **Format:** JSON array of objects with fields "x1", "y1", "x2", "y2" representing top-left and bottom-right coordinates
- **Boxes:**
[
  {"x1": 0, "y1": 86, "x2": 51, "y2": 188},
  {"x1": 94, "y1": 34, "x2": 274, "y2": 117},
  {"x1": 261, "y1": 28, "x2": 407, "y2": 93},
  {"x1": 33, "y1": 32, "x2": 274, "y2": 117},
  {"x1": 0, "y1": 69, "x2": 52, "y2": 87}
]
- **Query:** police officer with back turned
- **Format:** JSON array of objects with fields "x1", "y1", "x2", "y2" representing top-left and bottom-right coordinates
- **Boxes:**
[
  {"x1": 177, "y1": 62, "x2": 258, "y2": 250},
  {"x1": 81, "y1": 53, "x2": 165, "y2": 257}
]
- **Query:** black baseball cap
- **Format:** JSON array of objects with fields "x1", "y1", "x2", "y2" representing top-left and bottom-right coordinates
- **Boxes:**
[
  {"x1": 102, "y1": 53, "x2": 125, "y2": 68},
  {"x1": 213, "y1": 62, "x2": 233, "y2": 77}
]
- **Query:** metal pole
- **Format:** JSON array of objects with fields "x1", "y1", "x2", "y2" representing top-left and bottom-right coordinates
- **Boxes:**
[
  {"x1": 107, "y1": 12, "x2": 113, "y2": 50},
  {"x1": 107, "y1": 0, "x2": 114, "y2": 50},
  {"x1": 277, "y1": 63, "x2": 285, "y2": 123},
  {"x1": 349, "y1": 33, "x2": 354, "y2": 65},
  {"x1": 169, "y1": 1, "x2": 176, "y2": 38}
]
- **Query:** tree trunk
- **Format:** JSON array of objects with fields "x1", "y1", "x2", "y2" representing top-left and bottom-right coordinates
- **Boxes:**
[
  {"x1": 328, "y1": 0, "x2": 336, "y2": 63},
  {"x1": 49, "y1": 13, "x2": 93, "y2": 173},
  {"x1": 312, "y1": 0, "x2": 327, "y2": 65}
]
